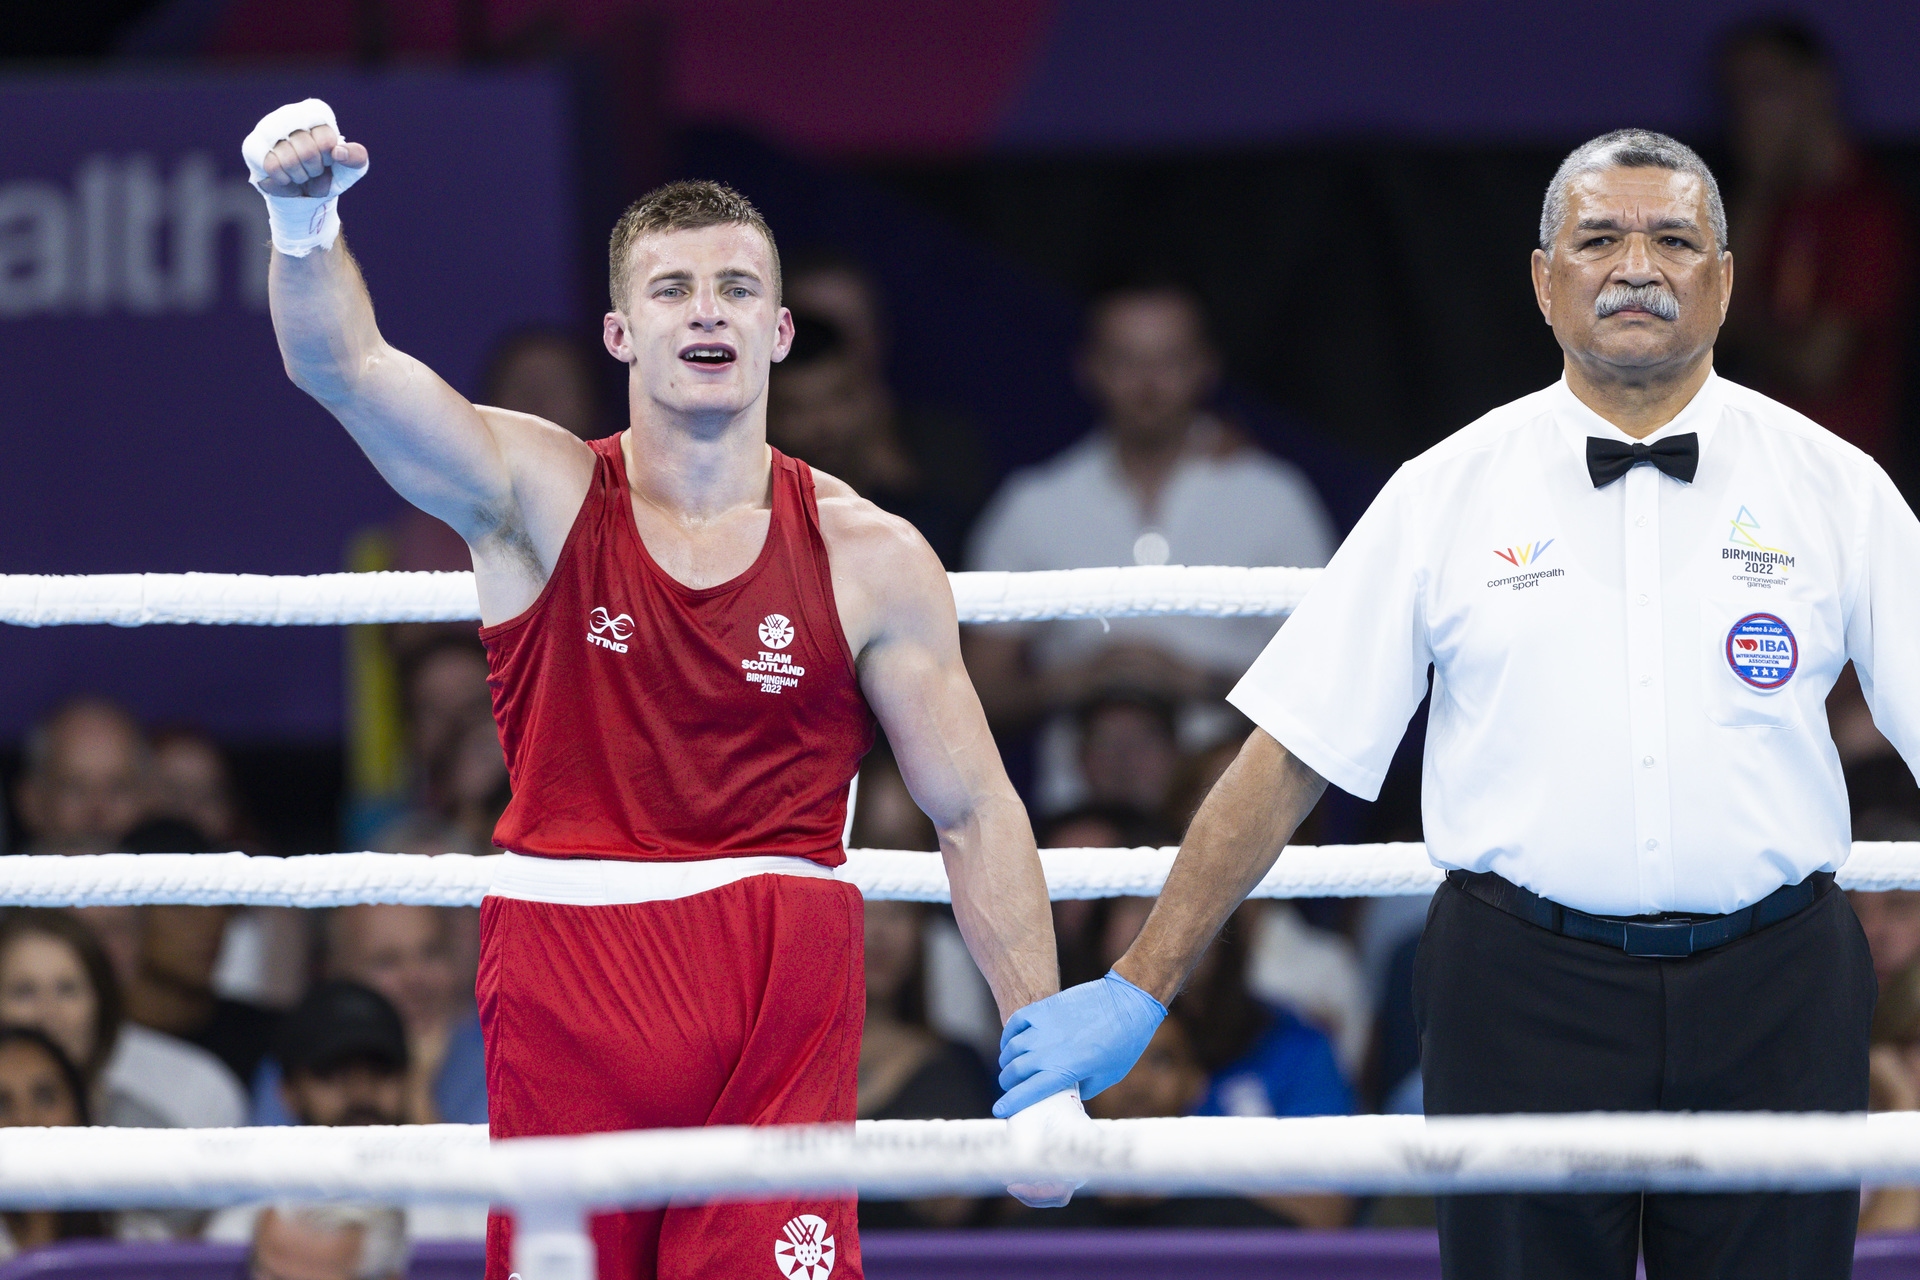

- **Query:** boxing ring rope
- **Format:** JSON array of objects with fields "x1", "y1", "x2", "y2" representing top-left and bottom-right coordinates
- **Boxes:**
[
  {"x1": 0, "y1": 566, "x2": 1319, "y2": 627},
  {"x1": 14, "y1": 1112, "x2": 1920, "y2": 1208},
  {"x1": 4, "y1": 843, "x2": 1919, "y2": 906},
  {"x1": 7, "y1": 565, "x2": 1910, "y2": 1277}
]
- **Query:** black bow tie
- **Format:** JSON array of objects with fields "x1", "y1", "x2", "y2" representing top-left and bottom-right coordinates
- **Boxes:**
[{"x1": 1586, "y1": 433, "x2": 1699, "y2": 488}]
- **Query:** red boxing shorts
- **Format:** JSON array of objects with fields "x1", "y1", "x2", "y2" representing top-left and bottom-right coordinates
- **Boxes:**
[{"x1": 478, "y1": 861, "x2": 865, "y2": 1280}]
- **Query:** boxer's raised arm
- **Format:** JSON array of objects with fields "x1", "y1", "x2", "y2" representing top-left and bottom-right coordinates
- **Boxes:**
[
  {"x1": 823, "y1": 494, "x2": 1059, "y2": 1021},
  {"x1": 249, "y1": 101, "x2": 592, "y2": 620}
]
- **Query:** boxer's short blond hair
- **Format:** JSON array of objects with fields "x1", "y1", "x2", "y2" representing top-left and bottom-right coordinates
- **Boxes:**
[{"x1": 608, "y1": 180, "x2": 782, "y2": 310}]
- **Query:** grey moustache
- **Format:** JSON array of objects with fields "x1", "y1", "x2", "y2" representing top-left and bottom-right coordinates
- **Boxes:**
[{"x1": 1595, "y1": 284, "x2": 1680, "y2": 321}]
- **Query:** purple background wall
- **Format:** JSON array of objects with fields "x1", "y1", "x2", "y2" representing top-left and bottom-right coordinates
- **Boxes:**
[
  {"x1": 0, "y1": 70, "x2": 573, "y2": 740},
  {"x1": 9, "y1": 1230, "x2": 1920, "y2": 1280}
]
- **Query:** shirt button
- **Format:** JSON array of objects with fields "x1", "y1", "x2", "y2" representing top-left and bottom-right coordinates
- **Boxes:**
[
  {"x1": 1637, "y1": 593, "x2": 1650, "y2": 606},
  {"x1": 1636, "y1": 516, "x2": 1648, "y2": 527},
  {"x1": 1645, "y1": 838, "x2": 1659, "y2": 850},
  {"x1": 1639, "y1": 676, "x2": 1652, "y2": 687},
  {"x1": 1642, "y1": 755, "x2": 1655, "y2": 767}
]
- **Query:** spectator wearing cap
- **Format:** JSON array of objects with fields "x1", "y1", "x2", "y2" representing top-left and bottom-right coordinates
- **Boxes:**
[
  {"x1": 251, "y1": 907, "x2": 485, "y2": 1126},
  {"x1": 248, "y1": 1205, "x2": 409, "y2": 1280},
  {"x1": 211, "y1": 984, "x2": 487, "y2": 1243},
  {"x1": 271, "y1": 981, "x2": 409, "y2": 1128}
]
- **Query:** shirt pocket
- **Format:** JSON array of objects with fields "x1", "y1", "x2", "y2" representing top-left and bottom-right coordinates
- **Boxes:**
[{"x1": 1700, "y1": 597, "x2": 1807, "y2": 730}]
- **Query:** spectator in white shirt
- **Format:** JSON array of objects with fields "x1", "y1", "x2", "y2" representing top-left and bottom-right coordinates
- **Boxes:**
[
  {"x1": 1002, "y1": 130, "x2": 1909, "y2": 1280},
  {"x1": 965, "y1": 283, "x2": 1335, "y2": 811}
]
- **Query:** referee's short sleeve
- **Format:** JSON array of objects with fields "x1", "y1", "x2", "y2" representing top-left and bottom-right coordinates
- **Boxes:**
[{"x1": 1228, "y1": 467, "x2": 1432, "y2": 800}]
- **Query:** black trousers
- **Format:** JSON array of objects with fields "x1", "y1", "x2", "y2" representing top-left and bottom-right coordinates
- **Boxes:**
[{"x1": 1414, "y1": 878, "x2": 1876, "y2": 1280}]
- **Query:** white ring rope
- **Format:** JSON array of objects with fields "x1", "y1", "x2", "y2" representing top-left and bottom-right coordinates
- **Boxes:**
[
  {"x1": 10, "y1": 1112, "x2": 1920, "y2": 1208},
  {"x1": 0, "y1": 566, "x2": 1319, "y2": 627},
  {"x1": 0, "y1": 844, "x2": 1913, "y2": 907}
]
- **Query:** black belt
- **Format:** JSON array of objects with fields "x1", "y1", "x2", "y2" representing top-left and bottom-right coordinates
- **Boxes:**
[{"x1": 1446, "y1": 868, "x2": 1833, "y2": 957}]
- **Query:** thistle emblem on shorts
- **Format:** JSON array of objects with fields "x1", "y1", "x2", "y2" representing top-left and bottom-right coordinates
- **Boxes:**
[
  {"x1": 772, "y1": 1214, "x2": 834, "y2": 1278},
  {"x1": 759, "y1": 613, "x2": 795, "y2": 650}
]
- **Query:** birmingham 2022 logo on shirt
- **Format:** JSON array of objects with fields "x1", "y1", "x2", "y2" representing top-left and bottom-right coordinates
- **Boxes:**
[
  {"x1": 773, "y1": 1213, "x2": 834, "y2": 1279},
  {"x1": 742, "y1": 612, "x2": 806, "y2": 694},
  {"x1": 586, "y1": 606, "x2": 633, "y2": 653},
  {"x1": 1723, "y1": 506, "x2": 1795, "y2": 584}
]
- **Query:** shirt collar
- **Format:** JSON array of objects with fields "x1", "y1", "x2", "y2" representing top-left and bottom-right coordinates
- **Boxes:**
[
  {"x1": 1090, "y1": 414, "x2": 1226, "y2": 482},
  {"x1": 1550, "y1": 368, "x2": 1725, "y2": 457}
]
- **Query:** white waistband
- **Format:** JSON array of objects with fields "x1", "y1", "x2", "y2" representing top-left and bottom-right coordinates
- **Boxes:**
[{"x1": 487, "y1": 851, "x2": 835, "y2": 906}]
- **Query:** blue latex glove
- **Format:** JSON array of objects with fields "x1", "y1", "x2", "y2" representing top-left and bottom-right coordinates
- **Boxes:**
[{"x1": 994, "y1": 970, "x2": 1167, "y2": 1118}]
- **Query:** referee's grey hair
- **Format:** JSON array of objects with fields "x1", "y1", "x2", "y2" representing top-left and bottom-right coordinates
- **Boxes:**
[
  {"x1": 1539, "y1": 129, "x2": 1728, "y2": 257},
  {"x1": 261, "y1": 1204, "x2": 409, "y2": 1280}
]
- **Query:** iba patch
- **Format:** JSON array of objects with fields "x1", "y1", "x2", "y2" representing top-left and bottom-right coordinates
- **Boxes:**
[{"x1": 1725, "y1": 613, "x2": 1798, "y2": 691}]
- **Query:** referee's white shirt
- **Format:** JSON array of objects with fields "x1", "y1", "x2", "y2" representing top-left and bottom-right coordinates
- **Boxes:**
[{"x1": 1228, "y1": 371, "x2": 1920, "y2": 916}]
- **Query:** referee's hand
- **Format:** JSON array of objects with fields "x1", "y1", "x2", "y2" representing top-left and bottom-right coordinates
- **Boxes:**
[{"x1": 994, "y1": 970, "x2": 1168, "y2": 1117}]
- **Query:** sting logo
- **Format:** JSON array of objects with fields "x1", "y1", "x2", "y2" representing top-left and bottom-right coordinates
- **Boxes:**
[{"x1": 588, "y1": 606, "x2": 633, "y2": 653}]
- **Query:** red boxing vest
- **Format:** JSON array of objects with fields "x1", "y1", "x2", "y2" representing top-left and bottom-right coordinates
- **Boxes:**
[{"x1": 481, "y1": 437, "x2": 874, "y2": 864}]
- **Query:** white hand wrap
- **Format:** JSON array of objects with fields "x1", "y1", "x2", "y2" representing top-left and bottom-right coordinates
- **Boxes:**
[
  {"x1": 241, "y1": 98, "x2": 368, "y2": 257},
  {"x1": 1005, "y1": 1086, "x2": 1093, "y2": 1208}
]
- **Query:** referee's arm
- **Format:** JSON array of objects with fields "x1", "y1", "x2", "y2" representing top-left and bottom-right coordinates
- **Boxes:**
[{"x1": 1112, "y1": 729, "x2": 1327, "y2": 1005}]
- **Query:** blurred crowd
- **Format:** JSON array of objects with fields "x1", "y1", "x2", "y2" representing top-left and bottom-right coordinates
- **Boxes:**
[
  {"x1": 0, "y1": 13, "x2": 1917, "y2": 1257},
  {"x1": 0, "y1": 689, "x2": 490, "y2": 1255}
]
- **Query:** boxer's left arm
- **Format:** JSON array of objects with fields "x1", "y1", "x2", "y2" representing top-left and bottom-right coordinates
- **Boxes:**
[{"x1": 819, "y1": 489, "x2": 1059, "y2": 1021}]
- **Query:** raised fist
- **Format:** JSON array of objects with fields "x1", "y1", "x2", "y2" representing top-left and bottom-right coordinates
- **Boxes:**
[
  {"x1": 256, "y1": 122, "x2": 368, "y2": 199},
  {"x1": 242, "y1": 100, "x2": 371, "y2": 255}
]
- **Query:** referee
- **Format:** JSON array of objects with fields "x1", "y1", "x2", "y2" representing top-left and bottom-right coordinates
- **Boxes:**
[{"x1": 997, "y1": 128, "x2": 1917, "y2": 1279}]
